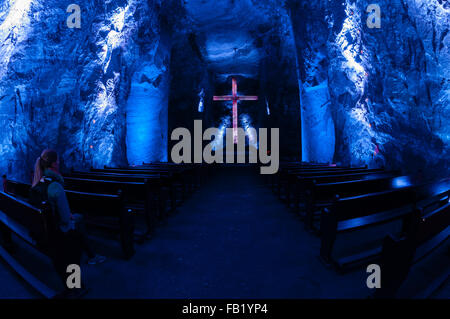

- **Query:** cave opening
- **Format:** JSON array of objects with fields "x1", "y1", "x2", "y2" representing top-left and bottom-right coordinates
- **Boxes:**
[{"x1": 166, "y1": 0, "x2": 302, "y2": 165}]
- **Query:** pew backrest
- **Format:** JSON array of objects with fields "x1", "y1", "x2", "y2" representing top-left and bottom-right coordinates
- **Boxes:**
[
  {"x1": 328, "y1": 178, "x2": 450, "y2": 225},
  {"x1": 5, "y1": 179, "x2": 132, "y2": 218},
  {"x1": 96, "y1": 167, "x2": 174, "y2": 174},
  {"x1": 64, "y1": 177, "x2": 148, "y2": 201},
  {"x1": 413, "y1": 202, "x2": 450, "y2": 250},
  {"x1": 65, "y1": 189, "x2": 125, "y2": 218},
  {"x1": 67, "y1": 171, "x2": 161, "y2": 183},
  {"x1": 5, "y1": 180, "x2": 30, "y2": 198},
  {"x1": 376, "y1": 202, "x2": 450, "y2": 298},
  {"x1": 289, "y1": 168, "x2": 385, "y2": 177},
  {"x1": 312, "y1": 175, "x2": 419, "y2": 203},
  {"x1": 0, "y1": 191, "x2": 52, "y2": 249},
  {"x1": 298, "y1": 171, "x2": 399, "y2": 186}
]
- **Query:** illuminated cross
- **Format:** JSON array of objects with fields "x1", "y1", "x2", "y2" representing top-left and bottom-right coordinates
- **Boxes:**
[{"x1": 213, "y1": 77, "x2": 258, "y2": 143}]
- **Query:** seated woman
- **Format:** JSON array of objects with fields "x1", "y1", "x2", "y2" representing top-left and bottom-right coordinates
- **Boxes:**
[{"x1": 31, "y1": 149, "x2": 106, "y2": 266}]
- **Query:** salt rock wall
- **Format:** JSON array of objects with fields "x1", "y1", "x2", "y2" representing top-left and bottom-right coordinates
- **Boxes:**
[
  {"x1": 289, "y1": 0, "x2": 450, "y2": 176},
  {"x1": 167, "y1": 33, "x2": 214, "y2": 152},
  {"x1": 125, "y1": 3, "x2": 176, "y2": 165},
  {"x1": 0, "y1": 0, "x2": 175, "y2": 181},
  {"x1": 301, "y1": 81, "x2": 335, "y2": 163},
  {"x1": 288, "y1": 0, "x2": 336, "y2": 163}
]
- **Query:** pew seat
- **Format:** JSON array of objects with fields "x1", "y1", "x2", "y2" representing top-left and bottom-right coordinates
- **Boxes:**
[
  {"x1": 5, "y1": 180, "x2": 136, "y2": 259},
  {"x1": 376, "y1": 201, "x2": 450, "y2": 298},
  {"x1": 0, "y1": 191, "x2": 58, "y2": 298},
  {"x1": 320, "y1": 178, "x2": 450, "y2": 270}
]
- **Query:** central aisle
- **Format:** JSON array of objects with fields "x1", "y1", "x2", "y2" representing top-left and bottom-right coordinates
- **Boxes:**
[{"x1": 85, "y1": 166, "x2": 368, "y2": 298}]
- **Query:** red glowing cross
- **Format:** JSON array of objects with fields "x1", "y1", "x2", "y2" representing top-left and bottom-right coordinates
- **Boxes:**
[{"x1": 213, "y1": 77, "x2": 258, "y2": 143}]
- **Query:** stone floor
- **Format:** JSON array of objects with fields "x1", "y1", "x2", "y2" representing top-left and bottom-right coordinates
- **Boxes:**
[{"x1": 0, "y1": 166, "x2": 448, "y2": 298}]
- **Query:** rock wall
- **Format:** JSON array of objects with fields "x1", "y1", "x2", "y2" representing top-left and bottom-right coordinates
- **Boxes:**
[
  {"x1": 301, "y1": 81, "x2": 335, "y2": 163},
  {"x1": 125, "y1": 2, "x2": 176, "y2": 165},
  {"x1": 258, "y1": 10, "x2": 301, "y2": 160},
  {"x1": 167, "y1": 32, "x2": 214, "y2": 155},
  {"x1": 289, "y1": 0, "x2": 450, "y2": 175},
  {"x1": 2, "y1": 0, "x2": 448, "y2": 179},
  {"x1": 0, "y1": 0, "x2": 178, "y2": 180}
]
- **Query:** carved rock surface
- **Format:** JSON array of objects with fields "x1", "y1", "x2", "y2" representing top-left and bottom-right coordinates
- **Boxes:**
[
  {"x1": 289, "y1": 0, "x2": 449, "y2": 176},
  {"x1": 0, "y1": 0, "x2": 173, "y2": 180},
  {"x1": 1, "y1": 0, "x2": 448, "y2": 181}
]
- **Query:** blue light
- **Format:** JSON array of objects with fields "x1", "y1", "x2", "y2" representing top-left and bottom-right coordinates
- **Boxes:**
[
  {"x1": 126, "y1": 65, "x2": 169, "y2": 165},
  {"x1": 240, "y1": 114, "x2": 258, "y2": 149},
  {"x1": 391, "y1": 176, "x2": 412, "y2": 188},
  {"x1": 0, "y1": 0, "x2": 33, "y2": 79},
  {"x1": 198, "y1": 88, "x2": 205, "y2": 112},
  {"x1": 210, "y1": 116, "x2": 229, "y2": 151},
  {"x1": 301, "y1": 81, "x2": 335, "y2": 163},
  {"x1": 198, "y1": 100, "x2": 204, "y2": 113}
]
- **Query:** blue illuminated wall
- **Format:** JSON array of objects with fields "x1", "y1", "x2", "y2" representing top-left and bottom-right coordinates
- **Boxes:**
[
  {"x1": 126, "y1": 58, "x2": 170, "y2": 164},
  {"x1": 289, "y1": 0, "x2": 450, "y2": 176},
  {"x1": 301, "y1": 81, "x2": 335, "y2": 163},
  {"x1": 1, "y1": 0, "x2": 448, "y2": 180},
  {"x1": 0, "y1": 0, "x2": 178, "y2": 180}
]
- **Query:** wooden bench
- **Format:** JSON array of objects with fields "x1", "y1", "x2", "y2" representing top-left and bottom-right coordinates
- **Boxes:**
[
  {"x1": 284, "y1": 169, "x2": 394, "y2": 206},
  {"x1": 276, "y1": 167, "x2": 385, "y2": 200},
  {"x1": 140, "y1": 162, "x2": 203, "y2": 189},
  {"x1": 375, "y1": 202, "x2": 450, "y2": 298},
  {"x1": 67, "y1": 171, "x2": 176, "y2": 213},
  {"x1": 303, "y1": 175, "x2": 413, "y2": 230},
  {"x1": 4, "y1": 180, "x2": 135, "y2": 259},
  {"x1": 93, "y1": 167, "x2": 191, "y2": 201},
  {"x1": 63, "y1": 176, "x2": 159, "y2": 235},
  {"x1": 278, "y1": 162, "x2": 343, "y2": 171},
  {"x1": 266, "y1": 162, "x2": 338, "y2": 185},
  {"x1": 290, "y1": 170, "x2": 399, "y2": 211},
  {"x1": 123, "y1": 163, "x2": 197, "y2": 189},
  {"x1": 271, "y1": 164, "x2": 354, "y2": 189},
  {"x1": 65, "y1": 189, "x2": 135, "y2": 259},
  {"x1": 0, "y1": 191, "x2": 64, "y2": 298},
  {"x1": 319, "y1": 178, "x2": 450, "y2": 270}
]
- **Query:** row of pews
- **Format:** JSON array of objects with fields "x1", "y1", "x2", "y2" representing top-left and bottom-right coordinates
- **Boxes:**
[
  {"x1": 0, "y1": 162, "x2": 204, "y2": 298},
  {"x1": 269, "y1": 162, "x2": 450, "y2": 298}
]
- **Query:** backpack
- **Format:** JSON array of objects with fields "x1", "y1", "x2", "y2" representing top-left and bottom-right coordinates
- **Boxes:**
[
  {"x1": 29, "y1": 176, "x2": 53, "y2": 206},
  {"x1": 29, "y1": 176, "x2": 61, "y2": 235},
  {"x1": 30, "y1": 178, "x2": 83, "y2": 282}
]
